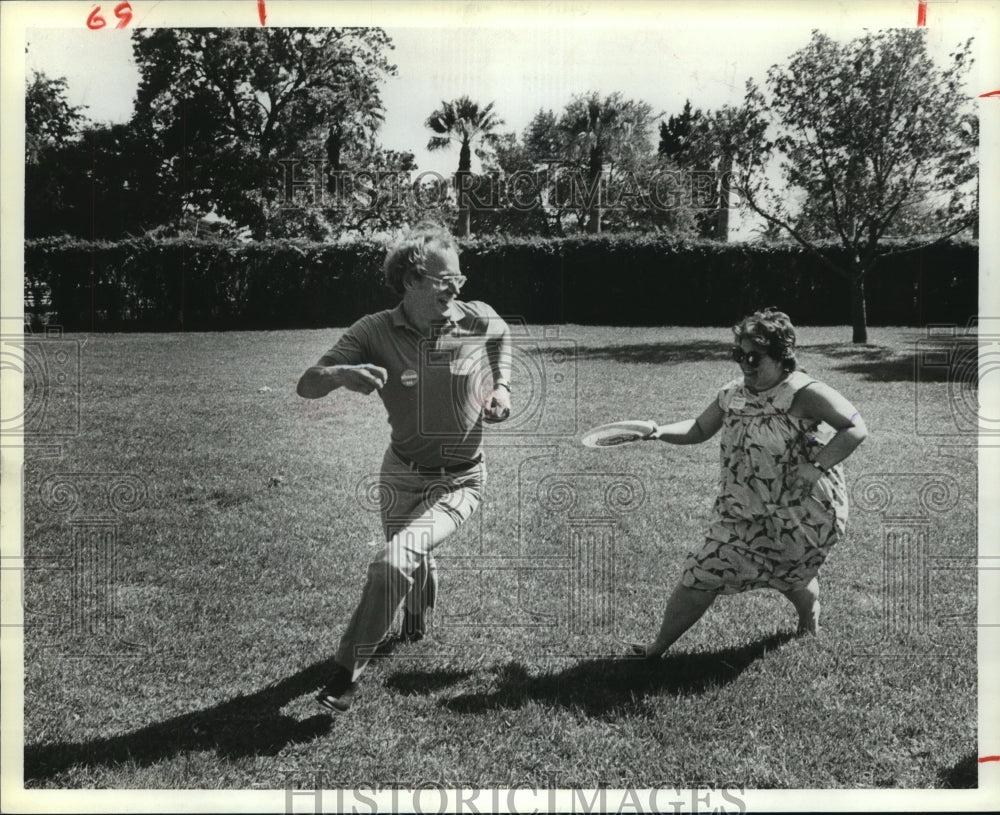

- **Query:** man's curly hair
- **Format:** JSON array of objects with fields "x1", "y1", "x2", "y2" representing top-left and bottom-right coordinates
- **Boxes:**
[
  {"x1": 383, "y1": 224, "x2": 460, "y2": 295},
  {"x1": 733, "y1": 308, "x2": 798, "y2": 372}
]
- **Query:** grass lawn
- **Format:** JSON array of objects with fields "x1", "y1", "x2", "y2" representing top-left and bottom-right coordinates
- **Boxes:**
[{"x1": 19, "y1": 325, "x2": 978, "y2": 790}]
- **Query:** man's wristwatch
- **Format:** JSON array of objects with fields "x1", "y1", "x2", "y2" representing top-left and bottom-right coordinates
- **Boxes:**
[{"x1": 811, "y1": 461, "x2": 828, "y2": 474}]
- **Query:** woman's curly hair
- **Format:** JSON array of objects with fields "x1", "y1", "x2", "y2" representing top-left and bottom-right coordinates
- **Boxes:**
[
  {"x1": 383, "y1": 224, "x2": 459, "y2": 295},
  {"x1": 733, "y1": 308, "x2": 798, "y2": 372}
]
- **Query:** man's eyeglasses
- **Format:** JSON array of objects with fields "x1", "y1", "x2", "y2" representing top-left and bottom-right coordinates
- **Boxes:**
[
  {"x1": 731, "y1": 347, "x2": 767, "y2": 367},
  {"x1": 419, "y1": 272, "x2": 467, "y2": 290}
]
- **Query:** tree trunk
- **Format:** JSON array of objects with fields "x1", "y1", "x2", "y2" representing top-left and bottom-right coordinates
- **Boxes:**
[
  {"x1": 456, "y1": 140, "x2": 472, "y2": 237},
  {"x1": 715, "y1": 153, "x2": 732, "y2": 241},
  {"x1": 586, "y1": 152, "x2": 602, "y2": 234},
  {"x1": 850, "y1": 270, "x2": 868, "y2": 344},
  {"x1": 586, "y1": 203, "x2": 601, "y2": 234},
  {"x1": 326, "y1": 125, "x2": 343, "y2": 171},
  {"x1": 456, "y1": 177, "x2": 471, "y2": 237}
]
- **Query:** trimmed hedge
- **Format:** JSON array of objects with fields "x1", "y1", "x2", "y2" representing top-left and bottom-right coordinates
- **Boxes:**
[
  {"x1": 24, "y1": 236, "x2": 390, "y2": 331},
  {"x1": 24, "y1": 234, "x2": 977, "y2": 330}
]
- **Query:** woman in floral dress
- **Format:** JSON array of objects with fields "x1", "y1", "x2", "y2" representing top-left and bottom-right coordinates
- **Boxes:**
[{"x1": 633, "y1": 309, "x2": 868, "y2": 657}]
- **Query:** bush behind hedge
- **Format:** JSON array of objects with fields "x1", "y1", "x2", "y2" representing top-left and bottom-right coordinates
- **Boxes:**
[{"x1": 24, "y1": 233, "x2": 977, "y2": 330}]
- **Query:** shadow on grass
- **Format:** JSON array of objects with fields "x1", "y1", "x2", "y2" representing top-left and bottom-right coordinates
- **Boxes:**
[
  {"x1": 385, "y1": 668, "x2": 474, "y2": 695},
  {"x1": 572, "y1": 340, "x2": 730, "y2": 365},
  {"x1": 568, "y1": 339, "x2": 968, "y2": 384},
  {"x1": 400, "y1": 632, "x2": 797, "y2": 719},
  {"x1": 804, "y1": 341, "x2": 975, "y2": 384},
  {"x1": 936, "y1": 751, "x2": 978, "y2": 788},
  {"x1": 24, "y1": 657, "x2": 342, "y2": 784}
]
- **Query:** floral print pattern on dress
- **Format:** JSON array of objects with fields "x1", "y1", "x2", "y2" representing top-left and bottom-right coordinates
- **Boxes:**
[{"x1": 681, "y1": 370, "x2": 849, "y2": 594}]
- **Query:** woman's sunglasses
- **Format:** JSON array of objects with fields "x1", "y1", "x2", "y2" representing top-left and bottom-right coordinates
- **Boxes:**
[{"x1": 731, "y1": 347, "x2": 767, "y2": 367}]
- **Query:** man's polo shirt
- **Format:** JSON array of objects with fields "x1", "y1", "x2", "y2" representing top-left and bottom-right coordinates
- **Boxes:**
[{"x1": 320, "y1": 301, "x2": 509, "y2": 468}]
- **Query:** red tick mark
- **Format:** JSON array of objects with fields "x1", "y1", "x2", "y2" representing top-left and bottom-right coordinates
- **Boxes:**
[
  {"x1": 917, "y1": 1, "x2": 927, "y2": 27},
  {"x1": 980, "y1": 90, "x2": 1000, "y2": 98},
  {"x1": 258, "y1": 0, "x2": 267, "y2": 26},
  {"x1": 980, "y1": 755, "x2": 1000, "y2": 763}
]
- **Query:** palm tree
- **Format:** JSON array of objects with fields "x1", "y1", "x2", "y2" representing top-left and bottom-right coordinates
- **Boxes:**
[
  {"x1": 425, "y1": 97, "x2": 504, "y2": 236},
  {"x1": 559, "y1": 92, "x2": 651, "y2": 234}
]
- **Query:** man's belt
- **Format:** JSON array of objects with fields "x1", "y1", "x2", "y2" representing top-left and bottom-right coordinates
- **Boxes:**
[{"x1": 393, "y1": 450, "x2": 483, "y2": 476}]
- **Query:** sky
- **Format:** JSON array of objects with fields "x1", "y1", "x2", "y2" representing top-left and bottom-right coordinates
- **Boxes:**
[
  {"x1": 22, "y1": 22, "x2": 806, "y2": 178},
  {"x1": 21, "y1": 1, "x2": 992, "y2": 182}
]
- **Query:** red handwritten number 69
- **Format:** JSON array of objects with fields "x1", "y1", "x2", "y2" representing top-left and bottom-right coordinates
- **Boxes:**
[{"x1": 87, "y1": 2, "x2": 133, "y2": 30}]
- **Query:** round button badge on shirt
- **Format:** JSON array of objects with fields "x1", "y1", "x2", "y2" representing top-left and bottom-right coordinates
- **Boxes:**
[{"x1": 401, "y1": 369, "x2": 418, "y2": 387}]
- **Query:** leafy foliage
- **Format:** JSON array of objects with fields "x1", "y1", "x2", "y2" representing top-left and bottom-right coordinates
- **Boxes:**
[
  {"x1": 658, "y1": 100, "x2": 720, "y2": 238},
  {"x1": 22, "y1": 28, "x2": 977, "y2": 267},
  {"x1": 26, "y1": 123, "x2": 182, "y2": 240},
  {"x1": 514, "y1": 95, "x2": 697, "y2": 237},
  {"x1": 24, "y1": 71, "x2": 96, "y2": 239},
  {"x1": 131, "y1": 28, "x2": 397, "y2": 238},
  {"x1": 425, "y1": 96, "x2": 506, "y2": 236},
  {"x1": 24, "y1": 71, "x2": 87, "y2": 165},
  {"x1": 554, "y1": 92, "x2": 659, "y2": 234},
  {"x1": 729, "y1": 29, "x2": 977, "y2": 341},
  {"x1": 465, "y1": 133, "x2": 553, "y2": 237}
]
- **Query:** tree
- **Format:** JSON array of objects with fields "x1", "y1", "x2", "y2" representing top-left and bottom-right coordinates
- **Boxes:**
[
  {"x1": 521, "y1": 109, "x2": 575, "y2": 234},
  {"x1": 701, "y1": 106, "x2": 745, "y2": 242},
  {"x1": 471, "y1": 132, "x2": 552, "y2": 236},
  {"x1": 24, "y1": 71, "x2": 92, "y2": 237},
  {"x1": 518, "y1": 99, "x2": 694, "y2": 237},
  {"x1": 519, "y1": 94, "x2": 667, "y2": 235},
  {"x1": 658, "y1": 100, "x2": 702, "y2": 159},
  {"x1": 730, "y1": 29, "x2": 976, "y2": 342},
  {"x1": 132, "y1": 28, "x2": 396, "y2": 238},
  {"x1": 556, "y1": 92, "x2": 657, "y2": 234},
  {"x1": 659, "y1": 101, "x2": 749, "y2": 241},
  {"x1": 24, "y1": 79, "x2": 172, "y2": 239},
  {"x1": 425, "y1": 96, "x2": 505, "y2": 237},
  {"x1": 659, "y1": 100, "x2": 719, "y2": 237},
  {"x1": 25, "y1": 71, "x2": 87, "y2": 165},
  {"x1": 315, "y1": 147, "x2": 429, "y2": 239},
  {"x1": 26, "y1": 122, "x2": 180, "y2": 239}
]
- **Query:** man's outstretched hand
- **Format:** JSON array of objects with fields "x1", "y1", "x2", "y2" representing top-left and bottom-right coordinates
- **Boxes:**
[
  {"x1": 337, "y1": 364, "x2": 389, "y2": 395},
  {"x1": 483, "y1": 386, "x2": 511, "y2": 423}
]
